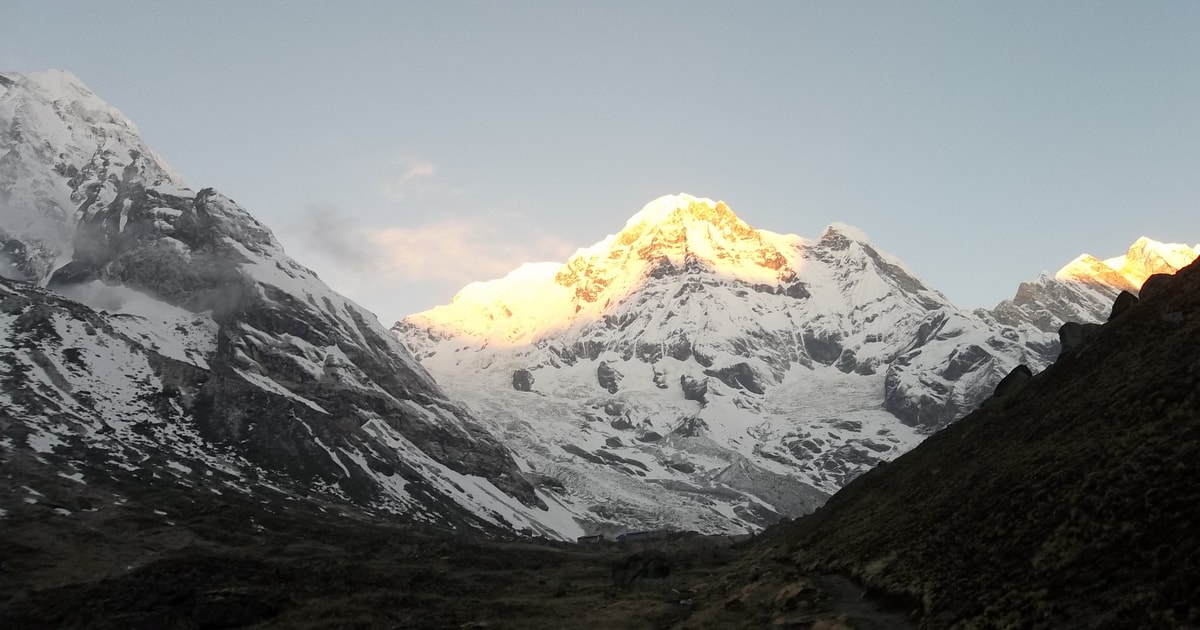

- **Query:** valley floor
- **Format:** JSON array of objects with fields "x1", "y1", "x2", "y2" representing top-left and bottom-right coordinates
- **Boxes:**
[{"x1": 0, "y1": 464, "x2": 915, "y2": 630}]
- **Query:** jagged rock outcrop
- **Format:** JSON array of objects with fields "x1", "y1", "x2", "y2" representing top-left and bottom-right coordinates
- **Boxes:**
[{"x1": 1109, "y1": 290, "x2": 1139, "y2": 320}]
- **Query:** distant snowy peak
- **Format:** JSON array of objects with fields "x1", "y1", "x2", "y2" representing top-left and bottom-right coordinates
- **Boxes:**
[
  {"x1": 1055, "y1": 237, "x2": 1199, "y2": 292},
  {"x1": 1, "y1": 69, "x2": 170, "y2": 175},
  {"x1": 1055, "y1": 253, "x2": 1140, "y2": 293},
  {"x1": 0, "y1": 70, "x2": 184, "y2": 281},
  {"x1": 555, "y1": 193, "x2": 800, "y2": 299},
  {"x1": 407, "y1": 194, "x2": 819, "y2": 344},
  {"x1": 988, "y1": 236, "x2": 1198, "y2": 333},
  {"x1": 1104, "y1": 237, "x2": 1198, "y2": 288}
]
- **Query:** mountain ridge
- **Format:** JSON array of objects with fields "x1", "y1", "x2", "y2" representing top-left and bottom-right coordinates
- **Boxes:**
[
  {"x1": 396, "y1": 194, "x2": 1196, "y2": 535},
  {"x1": 0, "y1": 70, "x2": 580, "y2": 539},
  {"x1": 746, "y1": 253, "x2": 1200, "y2": 628}
]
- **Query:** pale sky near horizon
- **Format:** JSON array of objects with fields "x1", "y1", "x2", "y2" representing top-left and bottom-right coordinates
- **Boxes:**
[{"x1": 4, "y1": 1, "x2": 1199, "y2": 325}]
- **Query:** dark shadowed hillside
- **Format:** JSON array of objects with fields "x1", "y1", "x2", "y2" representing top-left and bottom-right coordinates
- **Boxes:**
[{"x1": 753, "y1": 261, "x2": 1200, "y2": 628}]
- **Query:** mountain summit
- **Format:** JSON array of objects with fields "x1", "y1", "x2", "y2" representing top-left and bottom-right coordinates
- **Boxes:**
[
  {"x1": 0, "y1": 70, "x2": 182, "y2": 283},
  {"x1": 407, "y1": 194, "x2": 803, "y2": 346},
  {"x1": 0, "y1": 70, "x2": 575, "y2": 539},
  {"x1": 988, "y1": 236, "x2": 1200, "y2": 332},
  {"x1": 1057, "y1": 236, "x2": 1199, "y2": 290},
  {"x1": 395, "y1": 196, "x2": 1057, "y2": 533}
]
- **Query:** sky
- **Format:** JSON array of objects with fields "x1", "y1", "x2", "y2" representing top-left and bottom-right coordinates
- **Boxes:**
[{"x1": 4, "y1": 1, "x2": 1199, "y2": 325}]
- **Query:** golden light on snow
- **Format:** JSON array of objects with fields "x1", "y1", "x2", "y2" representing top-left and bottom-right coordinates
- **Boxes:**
[
  {"x1": 402, "y1": 194, "x2": 806, "y2": 348},
  {"x1": 1055, "y1": 237, "x2": 1200, "y2": 292}
]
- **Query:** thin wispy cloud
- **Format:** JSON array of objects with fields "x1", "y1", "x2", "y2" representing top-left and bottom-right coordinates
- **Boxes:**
[
  {"x1": 288, "y1": 204, "x2": 575, "y2": 294},
  {"x1": 378, "y1": 156, "x2": 438, "y2": 201},
  {"x1": 367, "y1": 220, "x2": 573, "y2": 283}
]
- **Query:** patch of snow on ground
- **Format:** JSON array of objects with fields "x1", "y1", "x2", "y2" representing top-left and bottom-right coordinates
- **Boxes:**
[{"x1": 58, "y1": 471, "x2": 86, "y2": 484}]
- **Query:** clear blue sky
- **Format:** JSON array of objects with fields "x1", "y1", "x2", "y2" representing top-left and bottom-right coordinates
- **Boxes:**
[{"x1": 5, "y1": 1, "x2": 1199, "y2": 324}]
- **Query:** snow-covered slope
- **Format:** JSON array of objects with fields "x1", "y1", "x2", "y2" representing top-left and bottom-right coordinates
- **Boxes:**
[
  {"x1": 0, "y1": 70, "x2": 581, "y2": 539},
  {"x1": 985, "y1": 237, "x2": 1200, "y2": 332},
  {"x1": 396, "y1": 194, "x2": 1058, "y2": 534}
]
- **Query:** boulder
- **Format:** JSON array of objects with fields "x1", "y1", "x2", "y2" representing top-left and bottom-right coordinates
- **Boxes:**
[
  {"x1": 1109, "y1": 290, "x2": 1139, "y2": 321},
  {"x1": 993, "y1": 364, "x2": 1033, "y2": 398},
  {"x1": 1139, "y1": 273, "x2": 1174, "y2": 303}
]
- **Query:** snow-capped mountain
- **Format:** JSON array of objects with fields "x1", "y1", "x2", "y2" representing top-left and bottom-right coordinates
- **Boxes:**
[
  {"x1": 395, "y1": 194, "x2": 1061, "y2": 534},
  {"x1": 0, "y1": 70, "x2": 582, "y2": 539},
  {"x1": 985, "y1": 237, "x2": 1200, "y2": 332}
]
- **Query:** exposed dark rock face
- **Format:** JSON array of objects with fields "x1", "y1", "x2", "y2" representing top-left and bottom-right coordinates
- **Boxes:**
[
  {"x1": 882, "y1": 367, "x2": 952, "y2": 430},
  {"x1": 832, "y1": 420, "x2": 862, "y2": 432},
  {"x1": 939, "y1": 344, "x2": 991, "y2": 381},
  {"x1": 596, "y1": 361, "x2": 622, "y2": 393},
  {"x1": 511, "y1": 369, "x2": 534, "y2": 392},
  {"x1": 680, "y1": 374, "x2": 709, "y2": 404},
  {"x1": 783, "y1": 281, "x2": 811, "y2": 299},
  {"x1": 672, "y1": 416, "x2": 708, "y2": 438},
  {"x1": 703, "y1": 363, "x2": 765, "y2": 395},
  {"x1": 637, "y1": 431, "x2": 663, "y2": 443},
  {"x1": 802, "y1": 331, "x2": 842, "y2": 366},
  {"x1": 834, "y1": 349, "x2": 858, "y2": 374},
  {"x1": 987, "y1": 275, "x2": 1122, "y2": 333}
]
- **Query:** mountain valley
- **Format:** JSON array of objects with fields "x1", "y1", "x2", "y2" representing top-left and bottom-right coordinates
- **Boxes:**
[{"x1": 1, "y1": 69, "x2": 1198, "y2": 629}]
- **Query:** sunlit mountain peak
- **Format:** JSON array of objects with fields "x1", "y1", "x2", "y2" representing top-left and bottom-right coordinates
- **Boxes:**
[
  {"x1": 554, "y1": 194, "x2": 796, "y2": 297},
  {"x1": 403, "y1": 194, "x2": 807, "y2": 345},
  {"x1": 1103, "y1": 237, "x2": 1200, "y2": 288},
  {"x1": 1055, "y1": 237, "x2": 1200, "y2": 292},
  {"x1": 620, "y1": 193, "x2": 749, "y2": 235}
]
